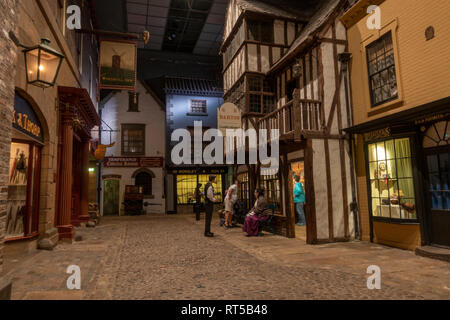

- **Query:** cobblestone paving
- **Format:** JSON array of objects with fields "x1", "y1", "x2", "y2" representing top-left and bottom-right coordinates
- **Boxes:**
[{"x1": 3, "y1": 215, "x2": 450, "y2": 300}]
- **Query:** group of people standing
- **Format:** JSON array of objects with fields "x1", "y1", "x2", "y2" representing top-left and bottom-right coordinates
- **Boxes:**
[{"x1": 193, "y1": 174, "x2": 306, "y2": 237}]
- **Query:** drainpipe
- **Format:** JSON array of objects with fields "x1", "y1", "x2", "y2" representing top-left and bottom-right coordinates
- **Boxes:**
[{"x1": 338, "y1": 52, "x2": 362, "y2": 240}]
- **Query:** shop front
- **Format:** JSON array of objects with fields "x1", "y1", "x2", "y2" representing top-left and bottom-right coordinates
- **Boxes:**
[
  {"x1": 347, "y1": 97, "x2": 450, "y2": 250},
  {"x1": 56, "y1": 87, "x2": 101, "y2": 240},
  {"x1": 6, "y1": 92, "x2": 45, "y2": 243},
  {"x1": 166, "y1": 167, "x2": 228, "y2": 214}
]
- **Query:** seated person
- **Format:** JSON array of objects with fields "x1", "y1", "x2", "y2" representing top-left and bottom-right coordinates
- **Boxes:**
[{"x1": 243, "y1": 188, "x2": 269, "y2": 236}]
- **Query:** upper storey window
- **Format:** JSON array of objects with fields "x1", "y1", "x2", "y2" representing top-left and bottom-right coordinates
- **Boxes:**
[
  {"x1": 247, "y1": 20, "x2": 274, "y2": 43},
  {"x1": 366, "y1": 31, "x2": 398, "y2": 107}
]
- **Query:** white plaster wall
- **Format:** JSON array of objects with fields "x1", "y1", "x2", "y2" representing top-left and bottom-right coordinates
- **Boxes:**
[
  {"x1": 321, "y1": 41, "x2": 338, "y2": 134},
  {"x1": 261, "y1": 45, "x2": 270, "y2": 73},
  {"x1": 344, "y1": 139, "x2": 355, "y2": 237},
  {"x1": 274, "y1": 20, "x2": 285, "y2": 45},
  {"x1": 312, "y1": 139, "x2": 329, "y2": 240},
  {"x1": 329, "y1": 139, "x2": 345, "y2": 238},
  {"x1": 287, "y1": 22, "x2": 296, "y2": 45},
  {"x1": 248, "y1": 44, "x2": 258, "y2": 71},
  {"x1": 101, "y1": 167, "x2": 165, "y2": 215},
  {"x1": 100, "y1": 80, "x2": 166, "y2": 215}
]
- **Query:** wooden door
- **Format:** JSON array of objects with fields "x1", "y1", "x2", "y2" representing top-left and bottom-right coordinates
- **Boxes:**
[
  {"x1": 425, "y1": 147, "x2": 450, "y2": 247},
  {"x1": 103, "y1": 179, "x2": 120, "y2": 216}
]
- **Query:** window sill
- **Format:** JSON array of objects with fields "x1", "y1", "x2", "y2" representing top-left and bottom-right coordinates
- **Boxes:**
[
  {"x1": 368, "y1": 98, "x2": 404, "y2": 117},
  {"x1": 186, "y1": 112, "x2": 208, "y2": 117},
  {"x1": 372, "y1": 217, "x2": 419, "y2": 225}
]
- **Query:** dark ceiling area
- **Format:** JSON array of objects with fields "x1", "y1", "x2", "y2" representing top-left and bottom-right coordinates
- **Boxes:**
[{"x1": 92, "y1": 0, "x2": 328, "y2": 80}]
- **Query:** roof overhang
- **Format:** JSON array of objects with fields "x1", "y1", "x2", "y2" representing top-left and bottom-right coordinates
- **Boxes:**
[{"x1": 344, "y1": 97, "x2": 450, "y2": 134}]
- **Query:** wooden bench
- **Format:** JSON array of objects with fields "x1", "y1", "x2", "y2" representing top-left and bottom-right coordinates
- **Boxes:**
[{"x1": 258, "y1": 203, "x2": 276, "y2": 235}]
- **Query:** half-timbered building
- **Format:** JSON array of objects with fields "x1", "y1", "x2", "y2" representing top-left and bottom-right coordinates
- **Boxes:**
[{"x1": 221, "y1": 0, "x2": 358, "y2": 243}]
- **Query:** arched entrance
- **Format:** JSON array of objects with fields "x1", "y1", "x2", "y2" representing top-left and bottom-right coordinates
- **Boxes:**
[
  {"x1": 132, "y1": 168, "x2": 155, "y2": 198},
  {"x1": 6, "y1": 91, "x2": 47, "y2": 241},
  {"x1": 422, "y1": 121, "x2": 450, "y2": 247}
]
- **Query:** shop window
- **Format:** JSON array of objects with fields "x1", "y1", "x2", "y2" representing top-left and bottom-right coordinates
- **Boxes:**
[
  {"x1": 128, "y1": 92, "x2": 140, "y2": 112},
  {"x1": 366, "y1": 31, "x2": 398, "y2": 107},
  {"x1": 135, "y1": 171, "x2": 152, "y2": 197},
  {"x1": 122, "y1": 124, "x2": 145, "y2": 155},
  {"x1": 261, "y1": 174, "x2": 281, "y2": 209},
  {"x1": 237, "y1": 173, "x2": 249, "y2": 210},
  {"x1": 176, "y1": 174, "x2": 223, "y2": 205},
  {"x1": 190, "y1": 100, "x2": 207, "y2": 114},
  {"x1": 367, "y1": 138, "x2": 417, "y2": 220},
  {"x1": 7, "y1": 142, "x2": 41, "y2": 239}
]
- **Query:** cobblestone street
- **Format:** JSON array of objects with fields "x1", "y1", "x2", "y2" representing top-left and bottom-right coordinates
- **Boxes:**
[{"x1": 3, "y1": 215, "x2": 450, "y2": 300}]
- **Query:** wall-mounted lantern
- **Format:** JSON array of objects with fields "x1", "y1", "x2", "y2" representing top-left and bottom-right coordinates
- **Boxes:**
[{"x1": 23, "y1": 38, "x2": 65, "y2": 88}]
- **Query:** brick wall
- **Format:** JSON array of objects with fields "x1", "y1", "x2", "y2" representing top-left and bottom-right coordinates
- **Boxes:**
[{"x1": 0, "y1": 0, "x2": 19, "y2": 274}]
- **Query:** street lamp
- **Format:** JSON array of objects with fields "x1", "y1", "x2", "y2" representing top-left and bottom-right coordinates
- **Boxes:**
[{"x1": 23, "y1": 38, "x2": 65, "y2": 88}]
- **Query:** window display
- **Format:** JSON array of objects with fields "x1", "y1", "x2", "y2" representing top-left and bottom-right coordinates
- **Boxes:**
[
  {"x1": 176, "y1": 174, "x2": 223, "y2": 205},
  {"x1": 7, "y1": 143, "x2": 30, "y2": 238},
  {"x1": 368, "y1": 138, "x2": 417, "y2": 220}
]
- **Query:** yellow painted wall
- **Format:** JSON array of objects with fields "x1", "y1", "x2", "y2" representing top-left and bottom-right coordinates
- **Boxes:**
[
  {"x1": 344, "y1": 0, "x2": 450, "y2": 124},
  {"x1": 341, "y1": 0, "x2": 450, "y2": 249},
  {"x1": 373, "y1": 221, "x2": 421, "y2": 251}
]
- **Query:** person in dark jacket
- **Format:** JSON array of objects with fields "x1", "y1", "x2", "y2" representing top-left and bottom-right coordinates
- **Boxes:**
[
  {"x1": 193, "y1": 183, "x2": 203, "y2": 221},
  {"x1": 204, "y1": 175, "x2": 218, "y2": 237}
]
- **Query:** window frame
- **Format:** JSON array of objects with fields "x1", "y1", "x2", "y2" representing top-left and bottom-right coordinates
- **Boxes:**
[
  {"x1": 121, "y1": 123, "x2": 146, "y2": 156},
  {"x1": 190, "y1": 99, "x2": 207, "y2": 114},
  {"x1": 366, "y1": 31, "x2": 398, "y2": 108},
  {"x1": 246, "y1": 75, "x2": 275, "y2": 114},
  {"x1": 135, "y1": 171, "x2": 153, "y2": 197},
  {"x1": 364, "y1": 135, "x2": 420, "y2": 224}
]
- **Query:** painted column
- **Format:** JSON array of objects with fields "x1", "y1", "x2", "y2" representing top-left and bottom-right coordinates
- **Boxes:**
[
  {"x1": 79, "y1": 138, "x2": 91, "y2": 223},
  {"x1": 57, "y1": 115, "x2": 74, "y2": 240}
]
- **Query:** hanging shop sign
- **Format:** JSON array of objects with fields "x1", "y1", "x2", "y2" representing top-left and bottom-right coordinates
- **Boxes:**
[
  {"x1": 218, "y1": 102, "x2": 241, "y2": 135},
  {"x1": 99, "y1": 39, "x2": 137, "y2": 91},
  {"x1": 12, "y1": 93, "x2": 44, "y2": 143},
  {"x1": 103, "y1": 157, "x2": 164, "y2": 168}
]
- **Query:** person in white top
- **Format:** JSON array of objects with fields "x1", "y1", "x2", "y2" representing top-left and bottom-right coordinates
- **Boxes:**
[{"x1": 224, "y1": 180, "x2": 239, "y2": 228}]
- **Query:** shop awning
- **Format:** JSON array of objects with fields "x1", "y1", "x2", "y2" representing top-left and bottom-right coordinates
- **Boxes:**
[{"x1": 345, "y1": 96, "x2": 450, "y2": 134}]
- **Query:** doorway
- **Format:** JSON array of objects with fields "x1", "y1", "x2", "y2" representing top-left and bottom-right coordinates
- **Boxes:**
[
  {"x1": 290, "y1": 161, "x2": 306, "y2": 241},
  {"x1": 425, "y1": 147, "x2": 450, "y2": 247},
  {"x1": 103, "y1": 179, "x2": 120, "y2": 216}
]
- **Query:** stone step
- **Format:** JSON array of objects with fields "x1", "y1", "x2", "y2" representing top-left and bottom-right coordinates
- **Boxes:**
[{"x1": 415, "y1": 246, "x2": 450, "y2": 263}]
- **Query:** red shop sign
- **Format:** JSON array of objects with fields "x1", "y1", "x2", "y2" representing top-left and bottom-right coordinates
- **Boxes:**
[{"x1": 103, "y1": 157, "x2": 164, "y2": 168}]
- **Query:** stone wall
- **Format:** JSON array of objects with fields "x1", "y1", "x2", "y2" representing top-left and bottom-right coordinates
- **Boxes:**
[{"x1": 0, "y1": 0, "x2": 19, "y2": 299}]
